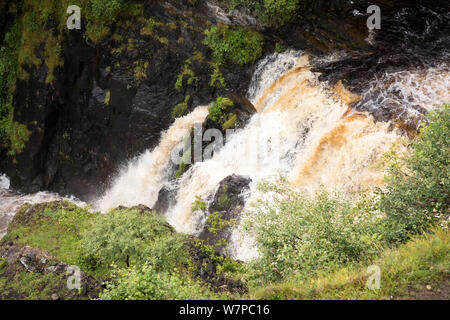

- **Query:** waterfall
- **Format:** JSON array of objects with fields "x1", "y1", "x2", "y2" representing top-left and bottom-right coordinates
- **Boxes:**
[
  {"x1": 97, "y1": 106, "x2": 209, "y2": 211},
  {"x1": 94, "y1": 50, "x2": 416, "y2": 261}
]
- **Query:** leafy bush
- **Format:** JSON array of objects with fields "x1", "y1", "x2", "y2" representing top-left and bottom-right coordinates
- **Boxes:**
[
  {"x1": 99, "y1": 263, "x2": 215, "y2": 300},
  {"x1": 80, "y1": 208, "x2": 177, "y2": 270},
  {"x1": 250, "y1": 227, "x2": 450, "y2": 300},
  {"x1": 377, "y1": 105, "x2": 450, "y2": 244},
  {"x1": 244, "y1": 180, "x2": 383, "y2": 284},
  {"x1": 203, "y1": 25, "x2": 263, "y2": 65},
  {"x1": 208, "y1": 96, "x2": 235, "y2": 126}
]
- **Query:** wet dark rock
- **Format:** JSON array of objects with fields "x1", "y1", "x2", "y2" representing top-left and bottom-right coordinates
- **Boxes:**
[
  {"x1": 199, "y1": 174, "x2": 251, "y2": 254},
  {"x1": 186, "y1": 236, "x2": 248, "y2": 295},
  {"x1": 152, "y1": 186, "x2": 176, "y2": 215}
]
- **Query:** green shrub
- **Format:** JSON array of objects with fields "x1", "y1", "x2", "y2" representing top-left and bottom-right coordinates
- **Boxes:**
[
  {"x1": 203, "y1": 25, "x2": 263, "y2": 65},
  {"x1": 172, "y1": 95, "x2": 190, "y2": 119},
  {"x1": 244, "y1": 180, "x2": 383, "y2": 284},
  {"x1": 250, "y1": 227, "x2": 450, "y2": 300},
  {"x1": 208, "y1": 96, "x2": 234, "y2": 125},
  {"x1": 80, "y1": 207, "x2": 174, "y2": 270},
  {"x1": 377, "y1": 105, "x2": 450, "y2": 244},
  {"x1": 99, "y1": 263, "x2": 216, "y2": 300}
]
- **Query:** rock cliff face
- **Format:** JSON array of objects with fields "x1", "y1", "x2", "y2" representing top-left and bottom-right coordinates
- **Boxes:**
[
  {"x1": 0, "y1": 0, "x2": 259, "y2": 199},
  {"x1": 1, "y1": 0, "x2": 418, "y2": 200}
]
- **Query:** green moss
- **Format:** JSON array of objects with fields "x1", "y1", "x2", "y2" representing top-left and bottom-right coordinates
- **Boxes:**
[
  {"x1": 104, "y1": 90, "x2": 111, "y2": 105},
  {"x1": 208, "y1": 96, "x2": 235, "y2": 127},
  {"x1": 203, "y1": 25, "x2": 263, "y2": 66},
  {"x1": 140, "y1": 17, "x2": 163, "y2": 37},
  {"x1": 274, "y1": 42, "x2": 285, "y2": 53},
  {"x1": 0, "y1": 258, "x2": 7, "y2": 272},
  {"x1": 140, "y1": 17, "x2": 171, "y2": 45},
  {"x1": 209, "y1": 62, "x2": 226, "y2": 88},
  {"x1": 172, "y1": 95, "x2": 190, "y2": 119},
  {"x1": 175, "y1": 59, "x2": 199, "y2": 92},
  {"x1": 222, "y1": 113, "x2": 238, "y2": 130},
  {"x1": 133, "y1": 60, "x2": 149, "y2": 85},
  {"x1": 217, "y1": 192, "x2": 231, "y2": 209},
  {"x1": 0, "y1": 270, "x2": 68, "y2": 300},
  {"x1": 174, "y1": 161, "x2": 188, "y2": 179}
]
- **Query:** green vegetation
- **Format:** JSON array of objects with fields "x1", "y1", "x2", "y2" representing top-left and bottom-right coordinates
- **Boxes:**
[
  {"x1": 261, "y1": 0, "x2": 299, "y2": 25},
  {"x1": 90, "y1": 0, "x2": 126, "y2": 19},
  {"x1": 172, "y1": 95, "x2": 190, "y2": 119},
  {"x1": 250, "y1": 227, "x2": 449, "y2": 299},
  {"x1": 208, "y1": 96, "x2": 238, "y2": 130},
  {"x1": 3, "y1": 201, "x2": 98, "y2": 269},
  {"x1": 174, "y1": 161, "x2": 188, "y2": 179},
  {"x1": 0, "y1": 269, "x2": 71, "y2": 300},
  {"x1": 203, "y1": 25, "x2": 263, "y2": 66},
  {"x1": 0, "y1": 18, "x2": 30, "y2": 156},
  {"x1": 104, "y1": 90, "x2": 111, "y2": 105},
  {"x1": 0, "y1": 57, "x2": 448, "y2": 300},
  {"x1": 175, "y1": 59, "x2": 199, "y2": 92},
  {"x1": 99, "y1": 263, "x2": 215, "y2": 300},
  {"x1": 80, "y1": 208, "x2": 185, "y2": 271},
  {"x1": 206, "y1": 211, "x2": 233, "y2": 235},
  {"x1": 140, "y1": 17, "x2": 171, "y2": 44},
  {"x1": 377, "y1": 104, "x2": 450, "y2": 244},
  {"x1": 217, "y1": 191, "x2": 231, "y2": 209},
  {"x1": 222, "y1": 113, "x2": 238, "y2": 130},
  {"x1": 274, "y1": 42, "x2": 286, "y2": 53},
  {"x1": 229, "y1": 0, "x2": 300, "y2": 26},
  {"x1": 191, "y1": 196, "x2": 207, "y2": 212},
  {"x1": 0, "y1": 0, "x2": 145, "y2": 156},
  {"x1": 209, "y1": 62, "x2": 226, "y2": 88},
  {"x1": 244, "y1": 183, "x2": 383, "y2": 284},
  {"x1": 133, "y1": 60, "x2": 149, "y2": 85}
]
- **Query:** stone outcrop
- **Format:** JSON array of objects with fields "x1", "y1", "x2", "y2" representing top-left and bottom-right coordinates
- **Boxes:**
[{"x1": 0, "y1": 242, "x2": 102, "y2": 300}]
